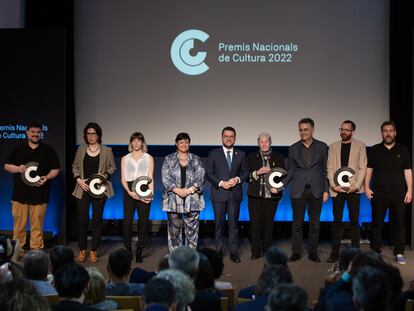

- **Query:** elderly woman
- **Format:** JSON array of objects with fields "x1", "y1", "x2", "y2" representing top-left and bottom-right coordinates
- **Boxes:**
[
  {"x1": 162, "y1": 133, "x2": 205, "y2": 252},
  {"x1": 247, "y1": 133, "x2": 285, "y2": 259},
  {"x1": 156, "y1": 269, "x2": 195, "y2": 311},
  {"x1": 72, "y1": 122, "x2": 116, "y2": 263}
]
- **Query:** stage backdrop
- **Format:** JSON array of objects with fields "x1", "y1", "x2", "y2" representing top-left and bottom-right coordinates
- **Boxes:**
[
  {"x1": 0, "y1": 29, "x2": 66, "y2": 237},
  {"x1": 74, "y1": 0, "x2": 389, "y2": 222}
]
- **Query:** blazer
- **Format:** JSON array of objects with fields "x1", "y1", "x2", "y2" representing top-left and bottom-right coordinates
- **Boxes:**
[
  {"x1": 247, "y1": 150, "x2": 285, "y2": 199},
  {"x1": 72, "y1": 144, "x2": 116, "y2": 199},
  {"x1": 327, "y1": 139, "x2": 367, "y2": 197},
  {"x1": 205, "y1": 147, "x2": 249, "y2": 203},
  {"x1": 161, "y1": 152, "x2": 205, "y2": 213},
  {"x1": 286, "y1": 139, "x2": 328, "y2": 199}
]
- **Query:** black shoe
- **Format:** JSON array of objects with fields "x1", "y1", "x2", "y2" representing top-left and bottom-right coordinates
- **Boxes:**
[
  {"x1": 288, "y1": 253, "x2": 301, "y2": 262},
  {"x1": 308, "y1": 253, "x2": 321, "y2": 262},
  {"x1": 250, "y1": 254, "x2": 261, "y2": 260},
  {"x1": 326, "y1": 254, "x2": 339, "y2": 263},
  {"x1": 136, "y1": 248, "x2": 143, "y2": 263},
  {"x1": 230, "y1": 254, "x2": 241, "y2": 263}
]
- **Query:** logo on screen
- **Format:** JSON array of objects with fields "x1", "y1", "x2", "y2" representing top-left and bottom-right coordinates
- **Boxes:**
[{"x1": 171, "y1": 29, "x2": 209, "y2": 76}]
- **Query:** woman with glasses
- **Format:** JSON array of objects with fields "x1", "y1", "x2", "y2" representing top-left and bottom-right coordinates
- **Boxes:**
[
  {"x1": 161, "y1": 133, "x2": 205, "y2": 252},
  {"x1": 72, "y1": 122, "x2": 116, "y2": 263}
]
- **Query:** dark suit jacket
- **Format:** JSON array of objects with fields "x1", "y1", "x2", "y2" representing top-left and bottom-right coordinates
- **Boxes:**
[
  {"x1": 235, "y1": 295, "x2": 268, "y2": 311},
  {"x1": 206, "y1": 147, "x2": 248, "y2": 203},
  {"x1": 286, "y1": 139, "x2": 328, "y2": 199},
  {"x1": 247, "y1": 150, "x2": 285, "y2": 199}
]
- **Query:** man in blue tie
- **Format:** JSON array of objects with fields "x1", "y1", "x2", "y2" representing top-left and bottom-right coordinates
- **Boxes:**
[{"x1": 206, "y1": 126, "x2": 249, "y2": 263}]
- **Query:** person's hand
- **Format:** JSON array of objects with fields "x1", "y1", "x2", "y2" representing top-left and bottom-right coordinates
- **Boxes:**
[
  {"x1": 174, "y1": 188, "x2": 188, "y2": 198},
  {"x1": 347, "y1": 186, "x2": 358, "y2": 194},
  {"x1": 77, "y1": 178, "x2": 89, "y2": 192},
  {"x1": 139, "y1": 198, "x2": 152, "y2": 204},
  {"x1": 221, "y1": 181, "x2": 231, "y2": 190},
  {"x1": 404, "y1": 191, "x2": 412, "y2": 204},
  {"x1": 270, "y1": 188, "x2": 279, "y2": 194},
  {"x1": 8, "y1": 239, "x2": 23, "y2": 263},
  {"x1": 36, "y1": 176, "x2": 48, "y2": 187},
  {"x1": 323, "y1": 192, "x2": 329, "y2": 202},
  {"x1": 228, "y1": 177, "x2": 239, "y2": 187},
  {"x1": 257, "y1": 167, "x2": 271, "y2": 175},
  {"x1": 333, "y1": 186, "x2": 346, "y2": 193},
  {"x1": 129, "y1": 191, "x2": 139, "y2": 200},
  {"x1": 365, "y1": 188, "x2": 374, "y2": 200},
  {"x1": 18, "y1": 165, "x2": 26, "y2": 173}
]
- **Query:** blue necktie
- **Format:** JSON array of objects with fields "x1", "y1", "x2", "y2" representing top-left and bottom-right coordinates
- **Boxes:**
[{"x1": 226, "y1": 151, "x2": 232, "y2": 170}]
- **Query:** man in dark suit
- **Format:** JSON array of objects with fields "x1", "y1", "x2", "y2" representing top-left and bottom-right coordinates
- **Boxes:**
[
  {"x1": 206, "y1": 126, "x2": 249, "y2": 263},
  {"x1": 286, "y1": 118, "x2": 329, "y2": 262}
]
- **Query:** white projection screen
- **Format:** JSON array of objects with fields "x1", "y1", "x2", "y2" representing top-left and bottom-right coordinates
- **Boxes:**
[{"x1": 74, "y1": 0, "x2": 389, "y2": 146}]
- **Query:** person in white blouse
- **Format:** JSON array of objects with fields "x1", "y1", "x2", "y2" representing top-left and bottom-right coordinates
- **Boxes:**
[{"x1": 121, "y1": 132, "x2": 154, "y2": 263}]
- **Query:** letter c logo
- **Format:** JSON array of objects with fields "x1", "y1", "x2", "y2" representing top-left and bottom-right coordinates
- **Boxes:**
[{"x1": 171, "y1": 29, "x2": 209, "y2": 76}]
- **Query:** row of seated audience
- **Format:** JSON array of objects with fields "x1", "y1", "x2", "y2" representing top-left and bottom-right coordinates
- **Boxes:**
[{"x1": 1, "y1": 237, "x2": 414, "y2": 311}]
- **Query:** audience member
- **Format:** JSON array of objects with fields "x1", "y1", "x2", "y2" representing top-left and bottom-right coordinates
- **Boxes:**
[
  {"x1": 236, "y1": 265, "x2": 293, "y2": 311},
  {"x1": 352, "y1": 267, "x2": 390, "y2": 311},
  {"x1": 239, "y1": 246, "x2": 288, "y2": 299},
  {"x1": 23, "y1": 250, "x2": 57, "y2": 295},
  {"x1": 190, "y1": 253, "x2": 221, "y2": 311},
  {"x1": 0, "y1": 278, "x2": 50, "y2": 311},
  {"x1": 53, "y1": 262, "x2": 98, "y2": 310},
  {"x1": 266, "y1": 283, "x2": 308, "y2": 311},
  {"x1": 168, "y1": 246, "x2": 199, "y2": 278},
  {"x1": 106, "y1": 248, "x2": 144, "y2": 296},
  {"x1": 198, "y1": 247, "x2": 232, "y2": 290},
  {"x1": 156, "y1": 269, "x2": 195, "y2": 311},
  {"x1": 85, "y1": 267, "x2": 117, "y2": 310},
  {"x1": 144, "y1": 277, "x2": 176, "y2": 311},
  {"x1": 48, "y1": 245, "x2": 74, "y2": 283}
]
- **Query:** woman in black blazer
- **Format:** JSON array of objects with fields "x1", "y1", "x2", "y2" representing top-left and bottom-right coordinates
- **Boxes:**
[{"x1": 247, "y1": 133, "x2": 285, "y2": 259}]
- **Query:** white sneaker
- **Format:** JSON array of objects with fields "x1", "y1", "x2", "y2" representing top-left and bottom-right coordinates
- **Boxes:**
[{"x1": 396, "y1": 254, "x2": 406, "y2": 265}]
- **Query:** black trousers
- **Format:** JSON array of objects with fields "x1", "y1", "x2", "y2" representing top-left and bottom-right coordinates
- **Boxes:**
[
  {"x1": 291, "y1": 188, "x2": 323, "y2": 255},
  {"x1": 248, "y1": 197, "x2": 279, "y2": 257},
  {"x1": 370, "y1": 195, "x2": 406, "y2": 255},
  {"x1": 331, "y1": 193, "x2": 360, "y2": 255},
  {"x1": 213, "y1": 194, "x2": 241, "y2": 255},
  {"x1": 123, "y1": 190, "x2": 151, "y2": 250},
  {"x1": 77, "y1": 193, "x2": 106, "y2": 251}
]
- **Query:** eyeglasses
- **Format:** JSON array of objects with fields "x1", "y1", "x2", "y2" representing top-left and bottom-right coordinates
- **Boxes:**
[{"x1": 339, "y1": 128, "x2": 352, "y2": 132}]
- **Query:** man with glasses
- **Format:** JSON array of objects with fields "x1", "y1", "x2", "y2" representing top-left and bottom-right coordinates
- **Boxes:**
[
  {"x1": 4, "y1": 121, "x2": 60, "y2": 250},
  {"x1": 326, "y1": 120, "x2": 367, "y2": 262},
  {"x1": 365, "y1": 121, "x2": 412, "y2": 264},
  {"x1": 206, "y1": 126, "x2": 248, "y2": 263},
  {"x1": 285, "y1": 118, "x2": 328, "y2": 262}
]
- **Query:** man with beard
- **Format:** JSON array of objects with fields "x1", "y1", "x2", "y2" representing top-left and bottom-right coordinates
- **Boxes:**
[
  {"x1": 326, "y1": 120, "x2": 367, "y2": 263},
  {"x1": 4, "y1": 121, "x2": 60, "y2": 250},
  {"x1": 365, "y1": 121, "x2": 412, "y2": 264},
  {"x1": 206, "y1": 126, "x2": 249, "y2": 263}
]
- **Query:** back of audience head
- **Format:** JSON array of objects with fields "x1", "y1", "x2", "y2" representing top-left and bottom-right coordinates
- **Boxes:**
[
  {"x1": 266, "y1": 283, "x2": 308, "y2": 311},
  {"x1": 198, "y1": 247, "x2": 224, "y2": 279},
  {"x1": 352, "y1": 267, "x2": 390, "y2": 311},
  {"x1": 264, "y1": 247, "x2": 288, "y2": 267},
  {"x1": 49, "y1": 245, "x2": 74, "y2": 275},
  {"x1": 108, "y1": 248, "x2": 132, "y2": 279},
  {"x1": 144, "y1": 277, "x2": 176, "y2": 310},
  {"x1": 23, "y1": 250, "x2": 49, "y2": 281},
  {"x1": 339, "y1": 247, "x2": 361, "y2": 271},
  {"x1": 168, "y1": 246, "x2": 199, "y2": 278},
  {"x1": 0, "y1": 279, "x2": 50, "y2": 311},
  {"x1": 194, "y1": 252, "x2": 215, "y2": 290},
  {"x1": 256, "y1": 265, "x2": 293, "y2": 297},
  {"x1": 85, "y1": 267, "x2": 107, "y2": 306},
  {"x1": 156, "y1": 269, "x2": 195, "y2": 311},
  {"x1": 349, "y1": 251, "x2": 384, "y2": 277},
  {"x1": 54, "y1": 262, "x2": 90, "y2": 300},
  {"x1": 382, "y1": 263, "x2": 403, "y2": 303}
]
